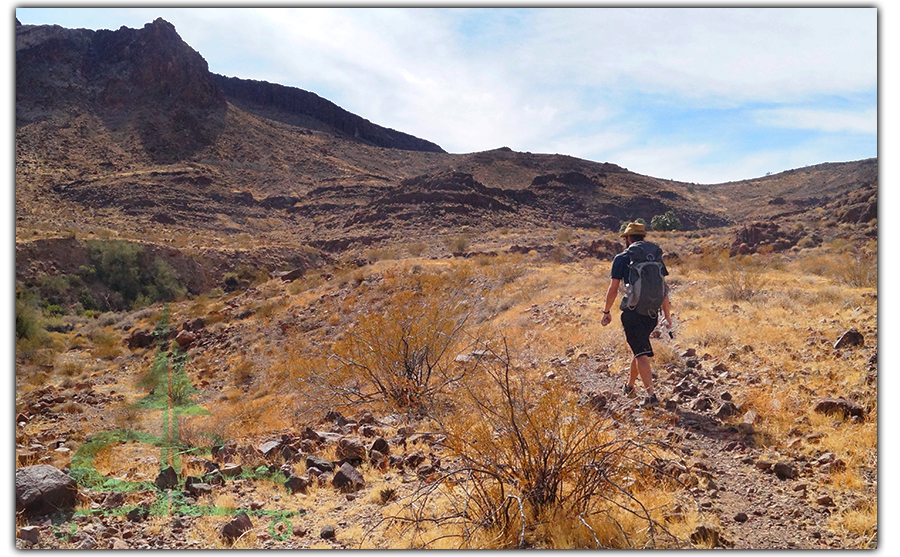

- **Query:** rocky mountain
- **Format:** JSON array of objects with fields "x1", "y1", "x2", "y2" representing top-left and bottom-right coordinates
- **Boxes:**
[{"x1": 15, "y1": 17, "x2": 877, "y2": 266}]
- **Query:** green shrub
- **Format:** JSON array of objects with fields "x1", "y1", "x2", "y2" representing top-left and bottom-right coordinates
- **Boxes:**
[
  {"x1": 224, "y1": 264, "x2": 269, "y2": 291},
  {"x1": 15, "y1": 290, "x2": 43, "y2": 341},
  {"x1": 87, "y1": 240, "x2": 143, "y2": 303},
  {"x1": 79, "y1": 241, "x2": 187, "y2": 309},
  {"x1": 650, "y1": 210, "x2": 682, "y2": 231}
]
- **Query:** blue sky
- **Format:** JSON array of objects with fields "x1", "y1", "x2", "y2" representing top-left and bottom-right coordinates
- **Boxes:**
[{"x1": 13, "y1": 6, "x2": 878, "y2": 184}]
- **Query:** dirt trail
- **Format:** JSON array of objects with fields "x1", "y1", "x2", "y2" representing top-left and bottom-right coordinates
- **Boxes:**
[{"x1": 571, "y1": 357, "x2": 875, "y2": 549}]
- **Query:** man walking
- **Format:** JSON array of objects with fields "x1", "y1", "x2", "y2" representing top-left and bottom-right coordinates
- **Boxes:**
[{"x1": 601, "y1": 222, "x2": 672, "y2": 408}]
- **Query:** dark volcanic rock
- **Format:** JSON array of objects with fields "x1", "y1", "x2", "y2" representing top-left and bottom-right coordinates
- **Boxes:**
[
  {"x1": 834, "y1": 328, "x2": 864, "y2": 349},
  {"x1": 813, "y1": 398, "x2": 865, "y2": 420},
  {"x1": 220, "y1": 512, "x2": 253, "y2": 540},
  {"x1": 332, "y1": 462, "x2": 366, "y2": 493},
  {"x1": 346, "y1": 171, "x2": 516, "y2": 227},
  {"x1": 17, "y1": 18, "x2": 227, "y2": 163},
  {"x1": 306, "y1": 455, "x2": 335, "y2": 473},
  {"x1": 15, "y1": 465, "x2": 77, "y2": 517}
]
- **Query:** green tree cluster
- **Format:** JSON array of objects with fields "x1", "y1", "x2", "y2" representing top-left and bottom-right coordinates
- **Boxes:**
[{"x1": 79, "y1": 240, "x2": 187, "y2": 311}]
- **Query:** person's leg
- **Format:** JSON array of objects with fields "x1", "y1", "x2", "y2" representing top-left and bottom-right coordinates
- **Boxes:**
[
  {"x1": 627, "y1": 357, "x2": 639, "y2": 388},
  {"x1": 635, "y1": 355, "x2": 654, "y2": 395}
]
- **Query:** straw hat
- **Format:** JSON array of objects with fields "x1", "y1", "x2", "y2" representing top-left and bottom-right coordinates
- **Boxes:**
[{"x1": 620, "y1": 222, "x2": 647, "y2": 237}]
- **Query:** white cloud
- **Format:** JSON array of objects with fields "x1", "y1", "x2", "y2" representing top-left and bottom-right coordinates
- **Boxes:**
[
  {"x1": 753, "y1": 108, "x2": 877, "y2": 134},
  {"x1": 521, "y1": 7, "x2": 876, "y2": 103}
]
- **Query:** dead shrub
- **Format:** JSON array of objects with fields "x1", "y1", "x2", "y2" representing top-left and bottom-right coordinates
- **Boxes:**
[
  {"x1": 718, "y1": 255, "x2": 767, "y2": 302},
  {"x1": 390, "y1": 342, "x2": 680, "y2": 548},
  {"x1": 326, "y1": 270, "x2": 476, "y2": 416},
  {"x1": 89, "y1": 328, "x2": 122, "y2": 360},
  {"x1": 407, "y1": 242, "x2": 428, "y2": 257},
  {"x1": 446, "y1": 235, "x2": 471, "y2": 255}
]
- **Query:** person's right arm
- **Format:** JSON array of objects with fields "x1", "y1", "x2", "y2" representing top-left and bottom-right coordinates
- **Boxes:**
[{"x1": 601, "y1": 278, "x2": 620, "y2": 327}]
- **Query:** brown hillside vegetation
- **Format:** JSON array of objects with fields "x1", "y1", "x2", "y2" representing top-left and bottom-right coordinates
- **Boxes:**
[
  {"x1": 15, "y1": 18, "x2": 877, "y2": 550},
  {"x1": 16, "y1": 230, "x2": 877, "y2": 549}
]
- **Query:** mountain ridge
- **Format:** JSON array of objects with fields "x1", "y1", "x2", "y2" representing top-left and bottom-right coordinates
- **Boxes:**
[{"x1": 15, "y1": 17, "x2": 877, "y2": 252}]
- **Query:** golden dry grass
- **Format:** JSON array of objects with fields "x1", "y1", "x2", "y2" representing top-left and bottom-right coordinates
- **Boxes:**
[{"x1": 15, "y1": 229, "x2": 876, "y2": 549}]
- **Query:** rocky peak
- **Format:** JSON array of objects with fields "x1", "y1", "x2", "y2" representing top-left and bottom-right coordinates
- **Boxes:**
[
  {"x1": 17, "y1": 18, "x2": 226, "y2": 163},
  {"x1": 17, "y1": 18, "x2": 224, "y2": 117}
]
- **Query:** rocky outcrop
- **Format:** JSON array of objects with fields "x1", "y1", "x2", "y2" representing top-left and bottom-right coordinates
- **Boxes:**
[
  {"x1": 17, "y1": 18, "x2": 226, "y2": 163},
  {"x1": 345, "y1": 171, "x2": 517, "y2": 227},
  {"x1": 730, "y1": 222, "x2": 802, "y2": 256}
]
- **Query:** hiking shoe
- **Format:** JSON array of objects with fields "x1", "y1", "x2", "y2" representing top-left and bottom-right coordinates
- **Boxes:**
[
  {"x1": 623, "y1": 384, "x2": 635, "y2": 398},
  {"x1": 641, "y1": 394, "x2": 659, "y2": 408}
]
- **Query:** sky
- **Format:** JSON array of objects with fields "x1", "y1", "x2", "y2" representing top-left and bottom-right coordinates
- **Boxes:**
[{"x1": 12, "y1": 5, "x2": 878, "y2": 185}]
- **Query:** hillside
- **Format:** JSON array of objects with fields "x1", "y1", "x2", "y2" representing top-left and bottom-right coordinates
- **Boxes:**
[
  {"x1": 15, "y1": 16, "x2": 878, "y2": 550},
  {"x1": 16, "y1": 18, "x2": 875, "y2": 256}
]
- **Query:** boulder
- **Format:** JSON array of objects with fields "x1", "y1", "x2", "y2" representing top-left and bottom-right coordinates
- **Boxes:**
[
  {"x1": 102, "y1": 491, "x2": 127, "y2": 509},
  {"x1": 18, "y1": 526, "x2": 41, "y2": 544},
  {"x1": 716, "y1": 401, "x2": 740, "y2": 418},
  {"x1": 320, "y1": 525, "x2": 336, "y2": 539},
  {"x1": 279, "y1": 268, "x2": 305, "y2": 282},
  {"x1": 175, "y1": 329, "x2": 196, "y2": 348},
  {"x1": 220, "y1": 463, "x2": 242, "y2": 477},
  {"x1": 331, "y1": 463, "x2": 365, "y2": 493},
  {"x1": 257, "y1": 440, "x2": 282, "y2": 458},
  {"x1": 284, "y1": 475, "x2": 310, "y2": 494},
  {"x1": 126, "y1": 329, "x2": 155, "y2": 349},
  {"x1": 813, "y1": 398, "x2": 864, "y2": 420},
  {"x1": 336, "y1": 438, "x2": 366, "y2": 464},
  {"x1": 182, "y1": 317, "x2": 206, "y2": 332},
  {"x1": 356, "y1": 411, "x2": 377, "y2": 425},
  {"x1": 405, "y1": 452, "x2": 426, "y2": 469},
  {"x1": 834, "y1": 328, "x2": 864, "y2": 349},
  {"x1": 300, "y1": 426, "x2": 324, "y2": 443},
  {"x1": 15, "y1": 465, "x2": 77, "y2": 517},
  {"x1": 126, "y1": 507, "x2": 149, "y2": 522},
  {"x1": 370, "y1": 437, "x2": 390, "y2": 456},
  {"x1": 155, "y1": 466, "x2": 179, "y2": 490},
  {"x1": 186, "y1": 482, "x2": 214, "y2": 498},
  {"x1": 306, "y1": 455, "x2": 334, "y2": 473},
  {"x1": 773, "y1": 461, "x2": 797, "y2": 480},
  {"x1": 221, "y1": 512, "x2": 253, "y2": 540}
]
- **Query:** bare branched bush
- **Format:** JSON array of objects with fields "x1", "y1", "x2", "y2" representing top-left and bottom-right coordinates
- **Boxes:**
[
  {"x1": 719, "y1": 255, "x2": 767, "y2": 302},
  {"x1": 446, "y1": 235, "x2": 471, "y2": 255},
  {"x1": 387, "y1": 341, "x2": 681, "y2": 549},
  {"x1": 325, "y1": 270, "x2": 478, "y2": 416}
]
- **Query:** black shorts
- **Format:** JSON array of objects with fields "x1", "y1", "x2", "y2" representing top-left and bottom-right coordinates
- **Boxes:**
[{"x1": 621, "y1": 309, "x2": 658, "y2": 358}]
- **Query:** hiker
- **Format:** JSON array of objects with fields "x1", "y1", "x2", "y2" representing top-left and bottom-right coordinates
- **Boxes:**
[{"x1": 600, "y1": 222, "x2": 672, "y2": 408}]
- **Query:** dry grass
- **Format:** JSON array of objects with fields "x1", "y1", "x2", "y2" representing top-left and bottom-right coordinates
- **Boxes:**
[{"x1": 15, "y1": 229, "x2": 875, "y2": 549}]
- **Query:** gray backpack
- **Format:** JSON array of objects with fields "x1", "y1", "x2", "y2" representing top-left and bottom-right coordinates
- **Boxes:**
[{"x1": 620, "y1": 241, "x2": 667, "y2": 317}]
